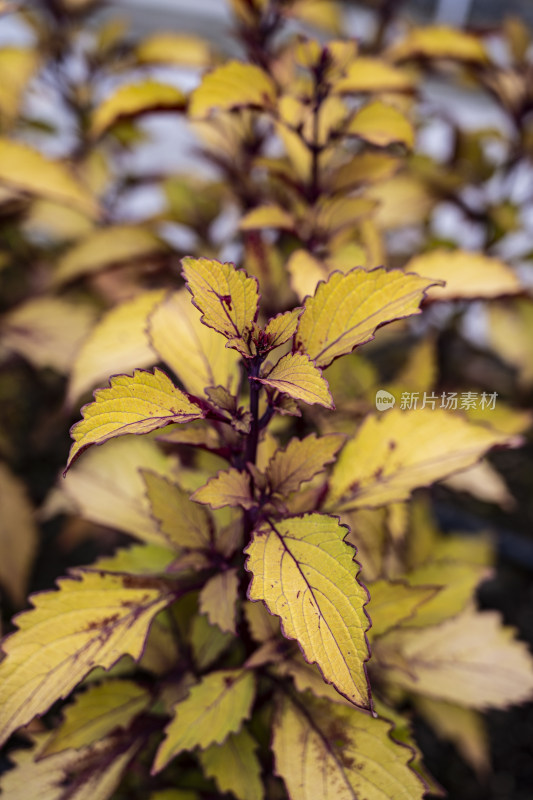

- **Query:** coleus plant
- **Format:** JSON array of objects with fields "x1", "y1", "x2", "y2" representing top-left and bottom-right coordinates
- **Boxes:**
[{"x1": 1, "y1": 255, "x2": 533, "y2": 800}]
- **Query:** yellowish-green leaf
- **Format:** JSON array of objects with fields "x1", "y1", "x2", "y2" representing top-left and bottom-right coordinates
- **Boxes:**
[
  {"x1": 327, "y1": 408, "x2": 515, "y2": 510},
  {"x1": 347, "y1": 100, "x2": 414, "y2": 148},
  {"x1": 62, "y1": 436, "x2": 176, "y2": 545},
  {"x1": 257, "y1": 352, "x2": 334, "y2": 408},
  {"x1": 245, "y1": 513, "x2": 371, "y2": 708},
  {"x1": 199, "y1": 568, "x2": 239, "y2": 634},
  {"x1": 143, "y1": 470, "x2": 212, "y2": 550},
  {"x1": 405, "y1": 249, "x2": 521, "y2": 300},
  {"x1": 192, "y1": 467, "x2": 255, "y2": 510},
  {"x1": 366, "y1": 173, "x2": 435, "y2": 230},
  {"x1": 198, "y1": 727, "x2": 263, "y2": 800},
  {"x1": 189, "y1": 61, "x2": 276, "y2": 118},
  {"x1": 389, "y1": 25, "x2": 488, "y2": 63},
  {"x1": 404, "y1": 560, "x2": 489, "y2": 628},
  {"x1": 91, "y1": 81, "x2": 186, "y2": 138},
  {"x1": 239, "y1": 204, "x2": 295, "y2": 231},
  {"x1": 190, "y1": 613, "x2": 234, "y2": 671},
  {"x1": 68, "y1": 290, "x2": 165, "y2": 405},
  {"x1": 0, "y1": 731, "x2": 143, "y2": 800},
  {"x1": 54, "y1": 226, "x2": 165, "y2": 286},
  {"x1": 330, "y1": 151, "x2": 401, "y2": 192},
  {"x1": 273, "y1": 693, "x2": 425, "y2": 800},
  {"x1": 149, "y1": 791, "x2": 200, "y2": 800},
  {"x1": 149, "y1": 290, "x2": 240, "y2": 397},
  {"x1": 0, "y1": 47, "x2": 38, "y2": 119},
  {"x1": 182, "y1": 256, "x2": 259, "y2": 341},
  {"x1": 2, "y1": 297, "x2": 97, "y2": 374},
  {"x1": 296, "y1": 267, "x2": 436, "y2": 368},
  {"x1": 375, "y1": 607, "x2": 533, "y2": 709},
  {"x1": 67, "y1": 368, "x2": 205, "y2": 470},
  {"x1": 0, "y1": 570, "x2": 175, "y2": 746},
  {"x1": 91, "y1": 543, "x2": 175, "y2": 575},
  {"x1": 266, "y1": 432, "x2": 344, "y2": 496},
  {"x1": 0, "y1": 462, "x2": 37, "y2": 607},
  {"x1": 0, "y1": 139, "x2": 97, "y2": 217},
  {"x1": 136, "y1": 33, "x2": 212, "y2": 67},
  {"x1": 287, "y1": 249, "x2": 328, "y2": 302},
  {"x1": 264, "y1": 309, "x2": 302, "y2": 349},
  {"x1": 334, "y1": 57, "x2": 414, "y2": 94},
  {"x1": 153, "y1": 669, "x2": 255, "y2": 772},
  {"x1": 367, "y1": 579, "x2": 438, "y2": 640},
  {"x1": 23, "y1": 198, "x2": 93, "y2": 242},
  {"x1": 244, "y1": 599, "x2": 280, "y2": 643},
  {"x1": 43, "y1": 680, "x2": 150, "y2": 756},
  {"x1": 414, "y1": 696, "x2": 490, "y2": 775}
]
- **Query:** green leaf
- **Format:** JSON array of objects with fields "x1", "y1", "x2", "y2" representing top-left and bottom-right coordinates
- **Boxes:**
[
  {"x1": 149, "y1": 289, "x2": 241, "y2": 398},
  {"x1": 0, "y1": 570, "x2": 175, "y2": 746},
  {"x1": 143, "y1": 470, "x2": 212, "y2": 550},
  {"x1": 42, "y1": 680, "x2": 151, "y2": 756},
  {"x1": 327, "y1": 408, "x2": 516, "y2": 510},
  {"x1": 91, "y1": 80, "x2": 186, "y2": 137},
  {"x1": 266, "y1": 433, "x2": 345, "y2": 496},
  {"x1": 374, "y1": 607, "x2": 533, "y2": 709},
  {"x1": 54, "y1": 226, "x2": 165, "y2": 286},
  {"x1": 68, "y1": 290, "x2": 165, "y2": 404},
  {"x1": 198, "y1": 727, "x2": 264, "y2": 800},
  {"x1": 295, "y1": 267, "x2": 437, "y2": 369},
  {"x1": 367, "y1": 579, "x2": 439, "y2": 640},
  {"x1": 272, "y1": 693, "x2": 425, "y2": 800},
  {"x1": 0, "y1": 138, "x2": 98, "y2": 217},
  {"x1": 66, "y1": 368, "x2": 205, "y2": 470},
  {"x1": 0, "y1": 461, "x2": 38, "y2": 607},
  {"x1": 192, "y1": 468, "x2": 255, "y2": 510},
  {"x1": 199, "y1": 569, "x2": 239, "y2": 634},
  {"x1": 245, "y1": 513, "x2": 371, "y2": 708},
  {"x1": 257, "y1": 352, "x2": 334, "y2": 409},
  {"x1": 152, "y1": 669, "x2": 256, "y2": 772},
  {"x1": 189, "y1": 61, "x2": 276, "y2": 118},
  {"x1": 182, "y1": 256, "x2": 259, "y2": 341}
]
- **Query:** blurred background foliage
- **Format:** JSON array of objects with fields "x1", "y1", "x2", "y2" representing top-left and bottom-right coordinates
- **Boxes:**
[{"x1": 2, "y1": 1, "x2": 533, "y2": 798}]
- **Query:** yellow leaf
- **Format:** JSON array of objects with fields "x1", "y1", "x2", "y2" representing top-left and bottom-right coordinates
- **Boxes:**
[
  {"x1": 295, "y1": 267, "x2": 436, "y2": 368},
  {"x1": 0, "y1": 462, "x2": 37, "y2": 607},
  {"x1": 375, "y1": 607, "x2": 533, "y2": 709},
  {"x1": 199, "y1": 568, "x2": 239, "y2": 634},
  {"x1": 257, "y1": 352, "x2": 334, "y2": 408},
  {"x1": 42, "y1": 679, "x2": 151, "y2": 756},
  {"x1": 92, "y1": 543, "x2": 175, "y2": 575},
  {"x1": 190, "y1": 614, "x2": 234, "y2": 671},
  {"x1": 143, "y1": 470, "x2": 212, "y2": 549},
  {"x1": 334, "y1": 57, "x2": 414, "y2": 94},
  {"x1": 67, "y1": 369, "x2": 205, "y2": 470},
  {"x1": 330, "y1": 151, "x2": 401, "y2": 192},
  {"x1": 2, "y1": 297, "x2": 97, "y2": 375},
  {"x1": 404, "y1": 560, "x2": 489, "y2": 628},
  {"x1": 23, "y1": 199, "x2": 93, "y2": 242},
  {"x1": 0, "y1": 731, "x2": 143, "y2": 800},
  {"x1": 273, "y1": 694, "x2": 425, "y2": 800},
  {"x1": 366, "y1": 174, "x2": 435, "y2": 229},
  {"x1": 0, "y1": 139, "x2": 97, "y2": 217},
  {"x1": 192, "y1": 468, "x2": 255, "y2": 510},
  {"x1": 286, "y1": 0, "x2": 342, "y2": 33},
  {"x1": 91, "y1": 80, "x2": 186, "y2": 138},
  {"x1": 487, "y1": 300, "x2": 533, "y2": 386},
  {"x1": 389, "y1": 25, "x2": 488, "y2": 63},
  {"x1": 189, "y1": 61, "x2": 276, "y2": 118},
  {"x1": 153, "y1": 669, "x2": 255, "y2": 772},
  {"x1": 287, "y1": 249, "x2": 328, "y2": 301},
  {"x1": 63, "y1": 436, "x2": 176, "y2": 545},
  {"x1": 239, "y1": 204, "x2": 295, "y2": 231},
  {"x1": 54, "y1": 226, "x2": 165, "y2": 286},
  {"x1": 263, "y1": 309, "x2": 302, "y2": 349},
  {"x1": 244, "y1": 599, "x2": 280, "y2": 643},
  {"x1": 245, "y1": 513, "x2": 371, "y2": 708},
  {"x1": 347, "y1": 100, "x2": 414, "y2": 148},
  {"x1": 367, "y1": 579, "x2": 438, "y2": 640},
  {"x1": 405, "y1": 249, "x2": 521, "y2": 300},
  {"x1": 0, "y1": 570, "x2": 175, "y2": 746},
  {"x1": 198, "y1": 727, "x2": 263, "y2": 800},
  {"x1": 0, "y1": 47, "x2": 38, "y2": 119},
  {"x1": 414, "y1": 697, "x2": 490, "y2": 775},
  {"x1": 266, "y1": 432, "x2": 344, "y2": 496},
  {"x1": 182, "y1": 256, "x2": 259, "y2": 341},
  {"x1": 68, "y1": 290, "x2": 165, "y2": 405},
  {"x1": 328, "y1": 408, "x2": 515, "y2": 510},
  {"x1": 443, "y1": 459, "x2": 514, "y2": 510},
  {"x1": 149, "y1": 290, "x2": 240, "y2": 397},
  {"x1": 136, "y1": 33, "x2": 212, "y2": 68}
]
